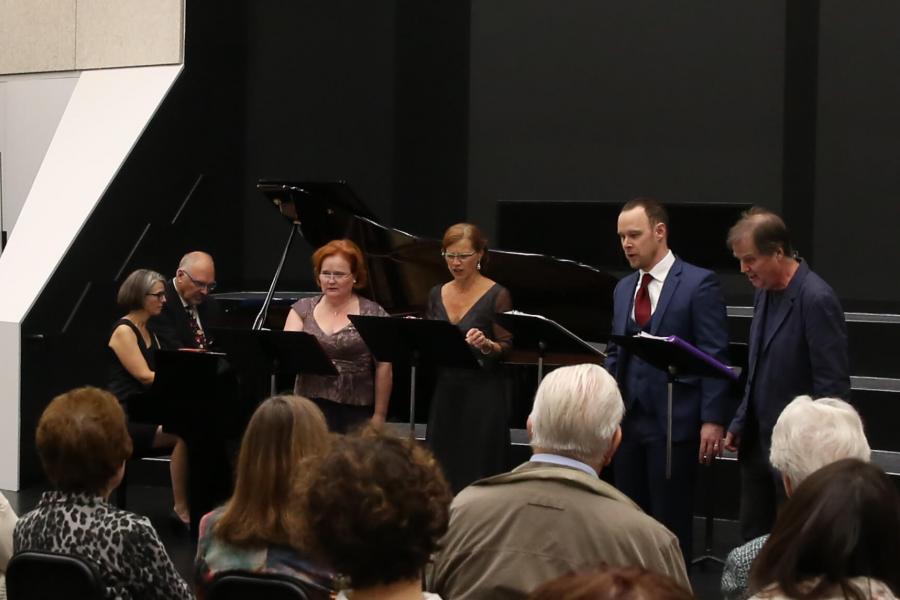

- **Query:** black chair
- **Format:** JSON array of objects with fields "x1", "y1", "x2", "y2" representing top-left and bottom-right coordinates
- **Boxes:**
[
  {"x1": 207, "y1": 571, "x2": 333, "y2": 600},
  {"x1": 6, "y1": 550, "x2": 103, "y2": 600}
]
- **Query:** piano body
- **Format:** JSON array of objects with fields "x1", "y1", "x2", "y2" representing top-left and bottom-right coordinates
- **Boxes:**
[{"x1": 221, "y1": 180, "x2": 620, "y2": 425}]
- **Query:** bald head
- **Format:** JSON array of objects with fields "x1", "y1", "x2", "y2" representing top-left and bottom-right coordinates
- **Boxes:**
[
  {"x1": 179, "y1": 251, "x2": 214, "y2": 272},
  {"x1": 175, "y1": 251, "x2": 216, "y2": 304}
]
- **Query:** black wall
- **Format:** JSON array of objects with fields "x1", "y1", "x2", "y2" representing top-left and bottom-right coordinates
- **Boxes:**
[
  {"x1": 815, "y1": 1, "x2": 900, "y2": 309},
  {"x1": 467, "y1": 1, "x2": 786, "y2": 240},
  {"x1": 23, "y1": 1, "x2": 900, "y2": 480},
  {"x1": 241, "y1": 0, "x2": 399, "y2": 291}
]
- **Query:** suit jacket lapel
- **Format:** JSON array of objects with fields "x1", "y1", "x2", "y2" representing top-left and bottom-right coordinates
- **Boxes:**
[
  {"x1": 615, "y1": 272, "x2": 639, "y2": 334},
  {"x1": 650, "y1": 259, "x2": 682, "y2": 335},
  {"x1": 761, "y1": 261, "x2": 807, "y2": 353},
  {"x1": 166, "y1": 281, "x2": 192, "y2": 347}
]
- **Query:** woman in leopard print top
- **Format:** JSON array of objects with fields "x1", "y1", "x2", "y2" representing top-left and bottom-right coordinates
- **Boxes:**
[{"x1": 13, "y1": 387, "x2": 192, "y2": 600}]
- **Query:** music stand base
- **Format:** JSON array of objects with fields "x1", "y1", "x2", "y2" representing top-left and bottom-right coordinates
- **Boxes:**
[
  {"x1": 409, "y1": 363, "x2": 417, "y2": 438},
  {"x1": 691, "y1": 554, "x2": 725, "y2": 568}
]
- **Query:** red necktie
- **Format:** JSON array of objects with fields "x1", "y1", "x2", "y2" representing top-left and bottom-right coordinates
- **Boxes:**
[
  {"x1": 185, "y1": 307, "x2": 208, "y2": 349},
  {"x1": 634, "y1": 273, "x2": 653, "y2": 328}
]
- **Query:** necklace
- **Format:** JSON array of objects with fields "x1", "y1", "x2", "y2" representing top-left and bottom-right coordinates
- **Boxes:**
[{"x1": 324, "y1": 296, "x2": 354, "y2": 318}]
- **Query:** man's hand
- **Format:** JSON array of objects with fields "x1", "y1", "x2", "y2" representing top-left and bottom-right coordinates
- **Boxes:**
[
  {"x1": 724, "y1": 431, "x2": 740, "y2": 453},
  {"x1": 698, "y1": 422, "x2": 725, "y2": 465},
  {"x1": 371, "y1": 413, "x2": 386, "y2": 427}
]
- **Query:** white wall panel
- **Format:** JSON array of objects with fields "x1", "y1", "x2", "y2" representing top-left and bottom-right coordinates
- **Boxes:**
[
  {"x1": 0, "y1": 74, "x2": 79, "y2": 239},
  {"x1": 0, "y1": 64, "x2": 182, "y2": 490},
  {"x1": 0, "y1": 0, "x2": 76, "y2": 75},
  {"x1": 76, "y1": 0, "x2": 184, "y2": 69}
]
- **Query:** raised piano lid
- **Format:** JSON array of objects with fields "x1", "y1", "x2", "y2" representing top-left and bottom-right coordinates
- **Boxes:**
[{"x1": 257, "y1": 180, "x2": 618, "y2": 342}]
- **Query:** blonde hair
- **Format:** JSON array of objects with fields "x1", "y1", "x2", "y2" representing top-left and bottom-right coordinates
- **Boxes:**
[{"x1": 214, "y1": 395, "x2": 329, "y2": 547}]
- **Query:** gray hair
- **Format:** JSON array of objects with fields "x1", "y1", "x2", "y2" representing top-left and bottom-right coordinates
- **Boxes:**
[
  {"x1": 529, "y1": 363, "x2": 624, "y2": 463},
  {"x1": 178, "y1": 251, "x2": 213, "y2": 271},
  {"x1": 769, "y1": 395, "x2": 870, "y2": 485},
  {"x1": 117, "y1": 269, "x2": 165, "y2": 310}
]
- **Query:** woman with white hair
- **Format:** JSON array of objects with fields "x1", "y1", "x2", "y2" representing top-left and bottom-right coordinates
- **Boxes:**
[{"x1": 722, "y1": 395, "x2": 871, "y2": 599}]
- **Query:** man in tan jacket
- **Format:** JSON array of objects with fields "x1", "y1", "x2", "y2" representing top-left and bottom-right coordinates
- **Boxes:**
[{"x1": 426, "y1": 364, "x2": 690, "y2": 599}]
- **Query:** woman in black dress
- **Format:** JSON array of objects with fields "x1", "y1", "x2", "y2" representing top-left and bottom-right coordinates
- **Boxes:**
[
  {"x1": 108, "y1": 268, "x2": 189, "y2": 525},
  {"x1": 427, "y1": 223, "x2": 513, "y2": 492}
]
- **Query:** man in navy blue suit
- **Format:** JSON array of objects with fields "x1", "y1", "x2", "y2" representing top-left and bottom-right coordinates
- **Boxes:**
[
  {"x1": 723, "y1": 207, "x2": 849, "y2": 540},
  {"x1": 605, "y1": 198, "x2": 732, "y2": 563}
]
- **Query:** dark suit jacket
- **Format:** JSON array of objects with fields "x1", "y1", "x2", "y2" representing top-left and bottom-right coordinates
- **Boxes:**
[
  {"x1": 605, "y1": 257, "x2": 732, "y2": 441},
  {"x1": 149, "y1": 279, "x2": 222, "y2": 350},
  {"x1": 728, "y1": 260, "x2": 849, "y2": 437}
]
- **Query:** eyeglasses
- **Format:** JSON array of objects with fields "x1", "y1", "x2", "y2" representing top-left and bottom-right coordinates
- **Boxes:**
[
  {"x1": 146, "y1": 291, "x2": 166, "y2": 300},
  {"x1": 319, "y1": 271, "x2": 353, "y2": 282},
  {"x1": 181, "y1": 269, "x2": 217, "y2": 291},
  {"x1": 442, "y1": 251, "x2": 477, "y2": 261}
]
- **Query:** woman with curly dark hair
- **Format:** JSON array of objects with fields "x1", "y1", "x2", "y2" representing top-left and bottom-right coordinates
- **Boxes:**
[
  {"x1": 748, "y1": 459, "x2": 900, "y2": 600},
  {"x1": 299, "y1": 427, "x2": 452, "y2": 599}
]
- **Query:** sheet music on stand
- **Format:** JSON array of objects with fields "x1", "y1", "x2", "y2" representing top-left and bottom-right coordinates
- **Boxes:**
[
  {"x1": 348, "y1": 315, "x2": 479, "y2": 437},
  {"x1": 495, "y1": 310, "x2": 604, "y2": 383}
]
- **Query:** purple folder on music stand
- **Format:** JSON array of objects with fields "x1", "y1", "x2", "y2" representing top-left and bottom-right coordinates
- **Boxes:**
[
  {"x1": 611, "y1": 332, "x2": 737, "y2": 381},
  {"x1": 610, "y1": 333, "x2": 737, "y2": 479}
]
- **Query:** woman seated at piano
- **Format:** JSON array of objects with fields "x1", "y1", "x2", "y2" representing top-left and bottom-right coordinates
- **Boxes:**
[
  {"x1": 427, "y1": 223, "x2": 513, "y2": 492},
  {"x1": 107, "y1": 268, "x2": 189, "y2": 527},
  {"x1": 284, "y1": 239, "x2": 393, "y2": 433}
]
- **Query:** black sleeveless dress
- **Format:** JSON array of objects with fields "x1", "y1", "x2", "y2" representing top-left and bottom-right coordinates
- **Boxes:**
[
  {"x1": 107, "y1": 318, "x2": 160, "y2": 454},
  {"x1": 426, "y1": 283, "x2": 513, "y2": 492}
]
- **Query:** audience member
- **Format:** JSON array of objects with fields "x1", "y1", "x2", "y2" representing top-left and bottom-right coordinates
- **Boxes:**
[
  {"x1": 194, "y1": 395, "x2": 337, "y2": 598},
  {"x1": 748, "y1": 459, "x2": 900, "y2": 600},
  {"x1": 299, "y1": 427, "x2": 452, "y2": 599},
  {"x1": 0, "y1": 492, "x2": 17, "y2": 600},
  {"x1": 528, "y1": 565, "x2": 694, "y2": 600},
  {"x1": 427, "y1": 363, "x2": 690, "y2": 599},
  {"x1": 13, "y1": 387, "x2": 192, "y2": 600},
  {"x1": 107, "y1": 268, "x2": 189, "y2": 525},
  {"x1": 722, "y1": 396, "x2": 871, "y2": 599}
]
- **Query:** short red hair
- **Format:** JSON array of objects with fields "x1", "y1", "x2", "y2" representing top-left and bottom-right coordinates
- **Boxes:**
[
  {"x1": 311, "y1": 239, "x2": 367, "y2": 289},
  {"x1": 37, "y1": 387, "x2": 133, "y2": 494}
]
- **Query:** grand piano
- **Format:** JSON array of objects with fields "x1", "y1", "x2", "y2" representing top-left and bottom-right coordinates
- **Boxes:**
[
  {"x1": 249, "y1": 180, "x2": 619, "y2": 339},
  {"x1": 210, "y1": 180, "x2": 621, "y2": 424}
]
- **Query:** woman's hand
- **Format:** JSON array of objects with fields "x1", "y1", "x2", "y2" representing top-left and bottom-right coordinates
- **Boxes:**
[{"x1": 465, "y1": 328, "x2": 494, "y2": 354}]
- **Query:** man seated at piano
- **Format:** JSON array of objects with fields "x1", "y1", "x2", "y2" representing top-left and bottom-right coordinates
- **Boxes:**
[
  {"x1": 107, "y1": 268, "x2": 189, "y2": 527},
  {"x1": 284, "y1": 239, "x2": 392, "y2": 433},
  {"x1": 150, "y1": 250, "x2": 222, "y2": 350},
  {"x1": 426, "y1": 223, "x2": 513, "y2": 493}
]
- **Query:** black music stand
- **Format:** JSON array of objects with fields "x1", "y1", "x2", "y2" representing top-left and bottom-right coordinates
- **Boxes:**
[
  {"x1": 211, "y1": 328, "x2": 337, "y2": 394},
  {"x1": 349, "y1": 315, "x2": 479, "y2": 437},
  {"x1": 152, "y1": 349, "x2": 234, "y2": 539},
  {"x1": 609, "y1": 333, "x2": 737, "y2": 479},
  {"x1": 495, "y1": 310, "x2": 604, "y2": 384}
]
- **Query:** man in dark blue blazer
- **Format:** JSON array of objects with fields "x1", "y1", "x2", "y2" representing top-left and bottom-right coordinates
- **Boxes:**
[
  {"x1": 605, "y1": 198, "x2": 732, "y2": 563},
  {"x1": 723, "y1": 207, "x2": 849, "y2": 540}
]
